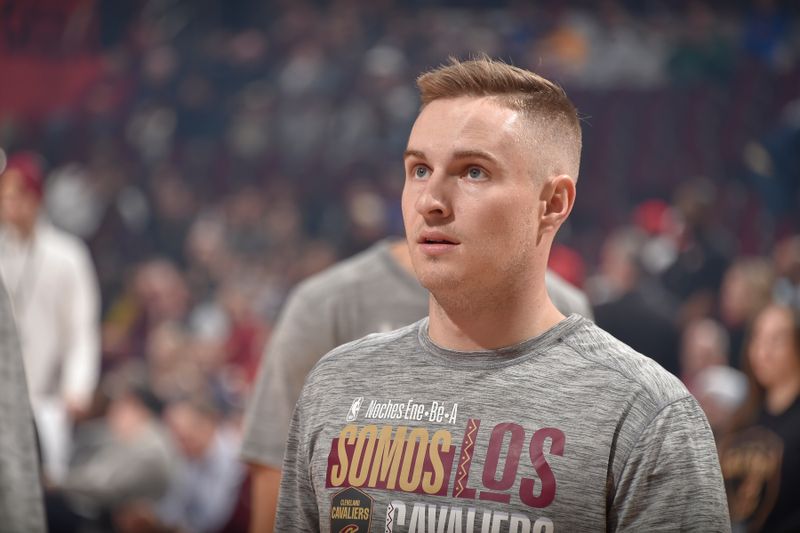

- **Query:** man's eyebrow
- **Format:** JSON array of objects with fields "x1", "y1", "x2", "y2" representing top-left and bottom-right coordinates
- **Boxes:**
[
  {"x1": 452, "y1": 149, "x2": 498, "y2": 164},
  {"x1": 403, "y1": 149, "x2": 425, "y2": 160}
]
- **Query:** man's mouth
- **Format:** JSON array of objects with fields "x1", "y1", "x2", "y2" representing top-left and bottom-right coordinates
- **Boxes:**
[
  {"x1": 418, "y1": 231, "x2": 460, "y2": 245},
  {"x1": 417, "y1": 232, "x2": 460, "y2": 254}
]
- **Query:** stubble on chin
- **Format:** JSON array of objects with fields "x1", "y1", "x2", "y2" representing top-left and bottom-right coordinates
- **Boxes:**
[{"x1": 421, "y1": 265, "x2": 494, "y2": 315}]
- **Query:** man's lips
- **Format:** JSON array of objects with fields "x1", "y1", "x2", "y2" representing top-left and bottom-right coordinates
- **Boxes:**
[
  {"x1": 417, "y1": 231, "x2": 460, "y2": 245},
  {"x1": 417, "y1": 231, "x2": 460, "y2": 255}
]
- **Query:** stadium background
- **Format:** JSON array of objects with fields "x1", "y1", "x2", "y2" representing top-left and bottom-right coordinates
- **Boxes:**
[{"x1": 1, "y1": 0, "x2": 799, "y2": 531}]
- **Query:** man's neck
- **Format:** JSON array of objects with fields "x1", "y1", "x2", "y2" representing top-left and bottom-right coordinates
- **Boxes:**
[
  {"x1": 3, "y1": 220, "x2": 37, "y2": 243},
  {"x1": 427, "y1": 280, "x2": 565, "y2": 352}
]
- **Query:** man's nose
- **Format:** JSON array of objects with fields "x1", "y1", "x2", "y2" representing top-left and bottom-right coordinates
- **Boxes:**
[{"x1": 415, "y1": 173, "x2": 452, "y2": 220}]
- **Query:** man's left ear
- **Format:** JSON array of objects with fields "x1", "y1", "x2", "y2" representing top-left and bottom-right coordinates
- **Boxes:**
[{"x1": 538, "y1": 174, "x2": 576, "y2": 238}]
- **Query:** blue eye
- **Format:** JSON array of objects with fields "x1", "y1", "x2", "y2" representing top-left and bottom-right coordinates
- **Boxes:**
[
  {"x1": 466, "y1": 167, "x2": 486, "y2": 180},
  {"x1": 414, "y1": 166, "x2": 429, "y2": 179}
]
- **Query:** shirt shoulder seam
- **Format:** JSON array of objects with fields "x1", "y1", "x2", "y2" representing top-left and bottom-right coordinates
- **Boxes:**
[
  {"x1": 560, "y1": 330, "x2": 686, "y2": 409},
  {"x1": 614, "y1": 394, "x2": 695, "y2": 495}
]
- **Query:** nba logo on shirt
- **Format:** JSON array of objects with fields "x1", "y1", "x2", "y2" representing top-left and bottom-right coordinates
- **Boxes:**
[{"x1": 346, "y1": 397, "x2": 363, "y2": 422}]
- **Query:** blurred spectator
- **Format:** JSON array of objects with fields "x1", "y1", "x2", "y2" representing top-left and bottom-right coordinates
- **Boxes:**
[
  {"x1": 718, "y1": 302, "x2": 800, "y2": 532},
  {"x1": 149, "y1": 167, "x2": 197, "y2": 265},
  {"x1": 591, "y1": 227, "x2": 681, "y2": 375},
  {"x1": 217, "y1": 281, "x2": 267, "y2": 383},
  {"x1": 48, "y1": 380, "x2": 174, "y2": 533},
  {"x1": 184, "y1": 213, "x2": 233, "y2": 297},
  {"x1": 340, "y1": 180, "x2": 393, "y2": 255},
  {"x1": 744, "y1": 98, "x2": 800, "y2": 231},
  {"x1": 530, "y1": 7, "x2": 591, "y2": 85},
  {"x1": 0, "y1": 277, "x2": 46, "y2": 532},
  {"x1": 680, "y1": 318, "x2": 746, "y2": 434},
  {"x1": 692, "y1": 365, "x2": 748, "y2": 437},
  {"x1": 667, "y1": 2, "x2": 735, "y2": 84},
  {"x1": 0, "y1": 152, "x2": 101, "y2": 483},
  {"x1": 681, "y1": 318, "x2": 730, "y2": 386},
  {"x1": 773, "y1": 234, "x2": 800, "y2": 308},
  {"x1": 103, "y1": 258, "x2": 191, "y2": 367},
  {"x1": 156, "y1": 397, "x2": 245, "y2": 533},
  {"x1": 143, "y1": 322, "x2": 206, "y2": 404},
  {"x1": 45, "y1": 162, "x2": 106, "y2": 240},
  {"x1": 662, "y1": 178, "x2": 734, "y2": 324},
  {"x1": 580, "y1": 1, "x2": 668, "y2": 89},
  {"x1": 632, "y1": 199, "x2": 680, "y2": 277},
  {"x1": 223, "y1": 185, "x2": 270, "y2": 261},
  {"x1": 742, "y1": 0, "x2": 792, "y2": 70},
  {"x1": 719, "y1": 257, "x2": 775, "y2": 368}
]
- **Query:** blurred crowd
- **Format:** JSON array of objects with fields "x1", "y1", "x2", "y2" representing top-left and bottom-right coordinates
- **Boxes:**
[{"x1": 1, "y1": 0, "x2": 799, "y2": 531}]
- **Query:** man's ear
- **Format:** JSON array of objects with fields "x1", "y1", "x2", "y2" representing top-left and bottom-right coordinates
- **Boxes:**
[{"x1": 538, "y1": 174, "x2": 576, "y2": 240}]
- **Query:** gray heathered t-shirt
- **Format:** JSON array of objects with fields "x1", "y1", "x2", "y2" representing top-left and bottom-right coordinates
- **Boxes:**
[
  {"x1": 241, "y1": 241, "x2": 594, "y2": 469},
  {"x1": 276, "y1": 316, "x2": 730, "y2": 532},
  {"x1": 0, "y1": 279, "x2": 46, "y2": 532}
]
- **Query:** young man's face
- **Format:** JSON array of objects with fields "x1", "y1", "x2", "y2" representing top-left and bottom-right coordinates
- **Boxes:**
[
  {"x1": 0, "y1": 169, "x2": 40, "y2": 231},
  {"x1": 402, "y1": 96, "x2": 543, "y2": 296}
]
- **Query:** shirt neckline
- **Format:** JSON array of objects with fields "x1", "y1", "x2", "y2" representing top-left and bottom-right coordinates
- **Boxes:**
[{"x1": 416, "y1": 314, "x2": 584, "y2": 369}]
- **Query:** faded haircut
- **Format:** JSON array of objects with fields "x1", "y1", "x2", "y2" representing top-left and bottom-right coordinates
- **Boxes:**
[{"x1": 416, "y1": 56, "x2": 582, "y2": 181}]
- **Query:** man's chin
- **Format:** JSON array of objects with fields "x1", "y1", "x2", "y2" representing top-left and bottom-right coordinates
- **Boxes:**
[{"x1": 416, "y1": 269, "x2": 464, "y2": 294}]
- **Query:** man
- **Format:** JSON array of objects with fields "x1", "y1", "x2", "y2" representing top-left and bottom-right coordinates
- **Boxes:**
[
  {"x1": 157, "y1": 397, "x2": 245, "y2": 533},
  {"x1": 276, "y1": 58, "x2": 729, "y2": 532},
  {"x1": 0, "y1": 276, "x2": 46, "y2": 533},
  {"x1": 0, "y1": 151, "x2": 101, "y2": 483},
  {"x1": 241, "y1": 239, "x2": 592, "y2": 531},
  {"x1": 52, "y1": 381, "x2": 174, "y2": 533},
  {"x1": 592, "y1": 227, "x2": 681, "y2": 376}
]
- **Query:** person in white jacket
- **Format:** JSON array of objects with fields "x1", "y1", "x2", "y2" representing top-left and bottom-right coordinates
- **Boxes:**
[{"x1": 0, "y1": 151, "x2": 101, "y2": 483}]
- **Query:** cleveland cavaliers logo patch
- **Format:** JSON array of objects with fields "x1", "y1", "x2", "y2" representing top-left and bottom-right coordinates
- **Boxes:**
[{"x1": 330, "y1": 487, "x2": 373, "y2": 533}]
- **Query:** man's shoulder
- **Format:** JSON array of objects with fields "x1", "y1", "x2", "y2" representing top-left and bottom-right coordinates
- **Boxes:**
[
  {"x1": 37, "y1": 223, "x2": 91, "y2": 262},
  {"x1": 291, "y1": 242, "x2": 396, "y2": 304},
  {"x1": 306, "y1": 321, "x2": 421, "y2": 381},
  {"x1": 561, "y1": 319, "x2": 689, "y2": 410}
]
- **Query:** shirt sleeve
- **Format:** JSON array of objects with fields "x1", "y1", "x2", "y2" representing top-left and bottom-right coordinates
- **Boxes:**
[
  {"x1": 275, "y1": 398, "x2": 320, "y2": 532},
  {"x1": 240, "y1": 282, "x2": 338, "y2": 467},
  {"x1": 610, "y1": 396, "x2": 731, "y2": 532},
  {"x1": 59, "y1": 243, "x2": 101, "y2": 408}
]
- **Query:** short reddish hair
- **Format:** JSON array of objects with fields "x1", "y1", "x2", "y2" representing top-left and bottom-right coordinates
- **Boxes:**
[{"x1": 2, "y1": 151, "x2": 45, "y2": 199}]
